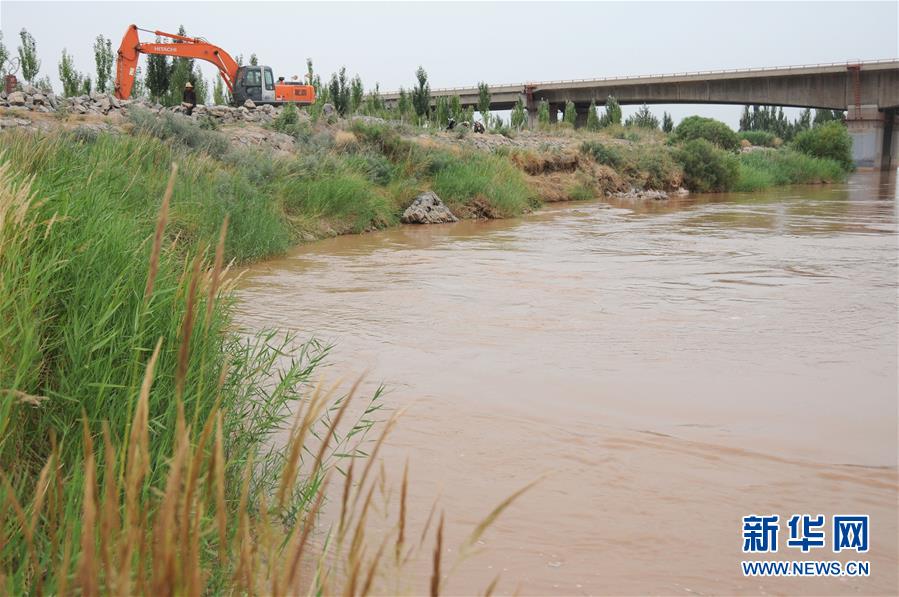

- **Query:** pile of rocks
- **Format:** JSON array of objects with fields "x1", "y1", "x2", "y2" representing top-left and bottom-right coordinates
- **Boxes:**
[
  {"x1": 0, "y1": 85, "x2": 131, "y2": 115},
  {"x1": 401, "y1": 191, "x2": 458, "y2": 224},
  {"x1": 173, "y1": 100, "x2": 299, "y2": 125},
  {"x1": 0, "y1": 85, "x2": 318, "y2": 126},
  {"x1": 0, "y1": 84, "x2": 61, "y2": 112},
  {"x1": 609, "y1": 187, "x2": 690, "y2": 201}
]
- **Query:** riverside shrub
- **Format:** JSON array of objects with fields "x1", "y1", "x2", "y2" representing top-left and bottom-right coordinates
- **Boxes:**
[
  {"x1": 738, "y1": 130, "x2": 778, "y2": 147},
  {"x1": 671, "y1": 116, "x2": 740, "y2": 151},
  {"x1": 792, "y1": 121, "x2": 853, "y2": 171},
  {"x1": 674, "y1": 138, "x2": 738, "y2": 192},
  {"x1": 580, "y1": 140, "x2": 623, "y2": 168}
]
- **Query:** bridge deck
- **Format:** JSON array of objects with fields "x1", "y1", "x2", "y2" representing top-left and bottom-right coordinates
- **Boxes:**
[{"x1": 380, "y1": 59, "x2": 899, "y2": 111}]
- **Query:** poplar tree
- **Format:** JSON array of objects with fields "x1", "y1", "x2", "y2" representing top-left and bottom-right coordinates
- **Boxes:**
[
  {"x1": 397, "y1": 87, "x2": 411, "y2": 122},
  {"x1": 662, "y1": 112, "x2": 674, "y2": 133},
  {"x1": 586, "y1": 100, "x2": 601, "y2": 131},
  {"x1": 364, "y1": 83, "x2": 384, "y2": 115},
  {"x1": 212, "y1": 76, "x2": 227, "y2": 105},
  {"x1": 0, "y1": 33, "x2": 8, "y2": 76},
  {"x1": 167, "y1": 26, "x2": 207, "y2": 106},
  {"x1": 511, "y1": 97, "x2": 527, "y2": 129},
  {"x1": 327, "y1": 67, "x2": 351, "y2": 115},
  {"x1": 602, "y1": 96, "x2": 622, "y2": 126},
  {"x1": 739, "y1": 106, "x2": 752, "y2": 131},
  {"x1": 563, "y1": 100, "x2": 576, "y2": 125},
  {"x1": 131, "y1": 67, "x2": 146, "y2": 98},
  {"x1": 350, "y1": 75, "x2": 364, "y2": 114},
  {"x1": 145, "y1": 38, "x2": 170, "y2": 102},
  {"x1": 537, "y1": 99, "x2": 550, "y2": 125},
  {"x1": 449, "y1": 95, "x2": 463, "y2": 122},
  {"x1": 58, "y1": 48, "x2": 84, "y2": 97},
  {"x1": 17, "y1": 28, "x2": 40, "y2": 84},
  {"x1": 411, "y1": 66, "x2": 430, "y2": 121},
  {"x1": 93, "y1": 34, "x2": 114, "y2": 93},
  {"x1": 306, "y1": 58, "x2": 315, "y2": 88},
  {"x1": 477, "y1": 81, "x2": 491, "y2": 124},
  {"x1": 435, "y1": 96, "x2": 449, "y2": 127}
]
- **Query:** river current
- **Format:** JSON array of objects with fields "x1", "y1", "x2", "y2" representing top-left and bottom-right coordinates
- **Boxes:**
[{"x1": 235, "y1": 173, "x2": 898, "y2": 595}]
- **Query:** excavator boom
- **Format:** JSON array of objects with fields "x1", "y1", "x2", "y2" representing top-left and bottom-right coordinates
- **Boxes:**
[
  {"x1": 114, "y1": 24, "x2": 314, "y2": 106},
  {"x1": 116, "y1": 24, "x2": 239, "y2": 100}
]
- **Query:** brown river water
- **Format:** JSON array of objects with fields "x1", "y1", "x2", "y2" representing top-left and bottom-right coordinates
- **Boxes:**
[{"x1": 235, "y1": 173, "x2": 898, "y2": 596}]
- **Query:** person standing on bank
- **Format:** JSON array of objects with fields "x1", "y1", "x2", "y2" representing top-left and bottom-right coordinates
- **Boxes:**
[{"x1": 182, "y1": 81, "x2": 197, "y2": 116}]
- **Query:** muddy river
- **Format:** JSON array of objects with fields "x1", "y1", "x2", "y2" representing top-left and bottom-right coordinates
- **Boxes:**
[{"x1": 235, "y1": 173, "x2": 898, "y2": 595}]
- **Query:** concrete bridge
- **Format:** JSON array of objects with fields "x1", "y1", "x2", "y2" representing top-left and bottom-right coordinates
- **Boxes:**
[{"x1": 382, "y1": 60, "x2": 899, "y2": 170}]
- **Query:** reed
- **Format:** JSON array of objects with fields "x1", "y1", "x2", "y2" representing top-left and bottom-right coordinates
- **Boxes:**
[{"x1": 0, "y1": 149, "x2": 532, "y2": 594}]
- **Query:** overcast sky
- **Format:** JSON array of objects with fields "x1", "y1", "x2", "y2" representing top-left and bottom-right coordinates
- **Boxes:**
[{"x1": 2, "y1": 1, "x2": 897, "y2": 125}]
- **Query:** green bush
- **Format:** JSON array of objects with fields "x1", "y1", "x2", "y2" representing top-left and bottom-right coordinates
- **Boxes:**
[
  {"x1": 635, "y1": 145, "x2": 681, "y2": 190},
  {"x1": 791, "y1": 121, "x2": 853, "y2": 171},
  {"x1": 671, "y1": 116, "x2": 740, "y2": 151},
  {"x1": 127, "y1": 107, "x2": 230, "y2": 158},
  {"x1": 580, "y1": 140, "x2": 623, "y2": 167},
  {"x1": 270, "y1": 103, "x2": 312, "y2": 141},
  {"x1": 738, "y1": 130, "x2": 777, "y2": 147},
  {"x1": 674, "y1": 138, "x2": 738, "y2": 192}
]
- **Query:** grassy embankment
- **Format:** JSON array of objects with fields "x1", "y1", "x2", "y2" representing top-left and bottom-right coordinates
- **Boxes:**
[
  {"x1": 0, "y1": 113, "x2": 538, "y2": 593},
  {"x1": 577, "y1": 118, "x2": 853, "y2": 194}
]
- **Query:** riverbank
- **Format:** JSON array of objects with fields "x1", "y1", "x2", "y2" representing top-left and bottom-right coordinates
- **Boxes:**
[{"x1": 0, "y1": 105, "x2": 852, "y2": 262}]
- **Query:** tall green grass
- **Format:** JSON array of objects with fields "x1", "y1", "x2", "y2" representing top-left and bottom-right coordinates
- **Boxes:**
[
  {"x1": 0, "y1": 124, "x2": 531, "y2": 593},
  {"x1": 580, "y1": 139, "x2": 682, "y2": 190},
  {"x1": 734, "y1": 149, "x2": 847, "y2": 192},
  {"x1": 0, "y1": 137, "x2": 385, "y2": 592},
  {"x1": 350, "y1": 119, "x2": 537, "y2": 217},
  {"x1": 430, "y1": 152, "x2": 537, "y2": 217}
]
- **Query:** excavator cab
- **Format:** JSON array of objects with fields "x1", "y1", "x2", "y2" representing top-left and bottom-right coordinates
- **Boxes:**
[
  {"x1": 233, "y1": 65, "x2": 315, "y2": 106},
  {"x1": 233, "y1": 65, "x2": 274, "y2": 105}
]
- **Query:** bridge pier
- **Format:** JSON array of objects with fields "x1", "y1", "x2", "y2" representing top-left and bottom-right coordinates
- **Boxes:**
[
  {"x1": 524, "y1": 93, "x2": 537, "y2": 128},
  {"x1": 847, "y1": 105, "x2": 897, "y2": 170},
  {"x1": 575, "y1": 104, "x2": 590, "y2": 128}
]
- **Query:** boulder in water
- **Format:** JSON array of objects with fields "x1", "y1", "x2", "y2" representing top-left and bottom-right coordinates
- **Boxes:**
[{"x1": 401, "y1": 191, "x2": 458, "y2": 224}]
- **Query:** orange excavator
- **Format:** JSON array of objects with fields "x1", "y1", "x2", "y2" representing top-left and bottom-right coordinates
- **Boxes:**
[{"x1": 114, "y1": 24, "x2": 315, "y2": 106}]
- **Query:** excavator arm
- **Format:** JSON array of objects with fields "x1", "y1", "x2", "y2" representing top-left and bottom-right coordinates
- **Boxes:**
[{"x1": 115, "y1": 24, "x2": 240, "y2": 100}]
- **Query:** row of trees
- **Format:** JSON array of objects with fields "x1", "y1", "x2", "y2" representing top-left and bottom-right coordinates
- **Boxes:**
[
  {"x1": 140, "y1": 26, "x2": 209, "y2": 106},
  {"x1": 738, "y1": 104, "x2": 844, "y2": 141},
  {"x1": 0, "y1": 27, "x2": 211, "y2": 106},
  {"x1": 0, "y1": 29, "x2": 54, "y2": 93},
  {"x1": 58, "y1": 35, "x2": 114, "y2": 97},
  {"x1": 4, "y1": 32, "x2": 851, "y2": 137}
]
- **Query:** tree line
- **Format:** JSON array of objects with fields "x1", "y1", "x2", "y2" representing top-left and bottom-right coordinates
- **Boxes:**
[
  {"x1": 0, "y1": 29, "x2": 852, "y2": 133},
  {"x1": 738, "y1": 105, "x2": 844, "y2": 142}
]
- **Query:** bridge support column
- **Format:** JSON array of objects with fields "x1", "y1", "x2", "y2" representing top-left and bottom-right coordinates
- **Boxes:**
[
  {"x1": 524, "y1": 93, "x2": 537, "y2": 128},
  {"x1": 880, "y1": 109, "x2": 897, "y2": 171},
  {"x1": 575, "y1": 104, "x2": 590, "y2": 128},
  {"x1": 846, "y1": 105, "x2": 894, "y2": 170}
]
